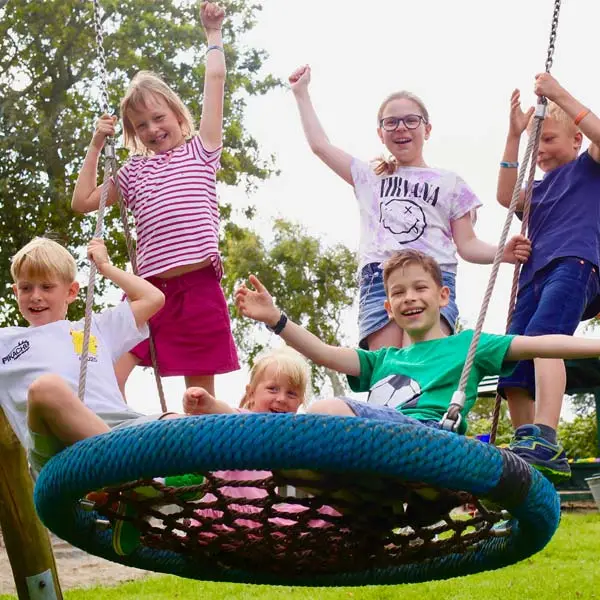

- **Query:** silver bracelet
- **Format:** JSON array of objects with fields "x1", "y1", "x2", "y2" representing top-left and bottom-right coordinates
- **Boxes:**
[{"x1": 206, "y1": 45, "x2": 224, "y2": 54}]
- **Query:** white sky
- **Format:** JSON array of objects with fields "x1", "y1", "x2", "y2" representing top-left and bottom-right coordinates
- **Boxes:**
[{"x1": 123, "y1": 0, "x2": 600, "y2": 417}]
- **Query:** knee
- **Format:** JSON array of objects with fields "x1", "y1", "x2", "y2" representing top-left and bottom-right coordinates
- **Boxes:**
[
  {"x1": 307, "y1": 397, "x2": 353, "y2": 417},
  {"x1": 27, "y1": 374, "x2": 73, "y2": 412}
]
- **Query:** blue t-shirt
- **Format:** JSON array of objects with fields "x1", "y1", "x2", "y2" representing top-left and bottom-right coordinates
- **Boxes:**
[{"x1": 519, "y1": 151, "x2": 600, "y2": 312}]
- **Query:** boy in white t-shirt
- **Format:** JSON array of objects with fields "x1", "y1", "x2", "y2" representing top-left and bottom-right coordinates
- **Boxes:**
[{"x1": 0, "y1": 236, "x2": 165, "y2": 475}]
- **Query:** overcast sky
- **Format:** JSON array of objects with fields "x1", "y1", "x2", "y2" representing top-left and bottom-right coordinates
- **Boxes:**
[{"x1": 123, "y1": 0, "x2": 600, "y2": 416}]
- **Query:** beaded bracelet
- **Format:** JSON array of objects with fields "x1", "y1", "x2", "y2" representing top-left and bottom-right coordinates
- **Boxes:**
[{"x1": 500, "y1": 161, "x2": 519, "y2": 168}]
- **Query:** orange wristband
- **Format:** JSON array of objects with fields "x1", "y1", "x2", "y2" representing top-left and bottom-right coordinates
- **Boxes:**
[{"x1": 574, "y1": 109, "x2": 590, "y2": 126}]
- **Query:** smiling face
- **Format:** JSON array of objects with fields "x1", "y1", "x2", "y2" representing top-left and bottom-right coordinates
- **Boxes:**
[
  {"x1": 244, "y1": 364, "x2": 305, "y2": 414},
  {"x1": 377, "y1": 97, "x2": 431, "y2": 167},
  {"x1": 535, "y1": 117, "x2": 582, "y2": 172},
  {"x1": 13, "y1": 275, "x2": 79, "y2": 327},
  {"x1": 126, "y1": 93, "x2": 186, "y2": 154},
  {"x1": 384, "y1": 263, "x2": 449, "y2": 342}
]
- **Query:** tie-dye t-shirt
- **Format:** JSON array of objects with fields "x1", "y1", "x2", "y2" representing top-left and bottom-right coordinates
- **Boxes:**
[{"x1": 351, "y1": 159, "x2": 482, "y2": 273}]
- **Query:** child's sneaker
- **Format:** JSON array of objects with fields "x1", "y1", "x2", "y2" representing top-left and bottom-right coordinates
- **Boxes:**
[{"x1": 508, "y1": 424, "x2": 571, "y2": 484}]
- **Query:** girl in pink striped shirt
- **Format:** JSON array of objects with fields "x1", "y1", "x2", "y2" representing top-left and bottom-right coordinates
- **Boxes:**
[{"x1": 72, "y1": 2, "x2": 239, "y2": 398}]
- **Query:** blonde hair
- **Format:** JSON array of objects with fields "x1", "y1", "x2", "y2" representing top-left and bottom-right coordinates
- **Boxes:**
[
  {"x1": 120, "y1": 71, "x2": 195, "y2": 154},
  {"x1": 373, "y1": 91, "x2": 430, "y2": 176},
  {"x1": 240, "y1": 347, "x2": 310, "y2": 410},
  {"x1": 529, "y1": 101, "x2": 579, "y2": 137},
  {"x1": 11, "y1": 237, "x2": 77, "y2": 284},
  {"x1": 382, "y1": 249, "x2": 443, "y2": 294}
]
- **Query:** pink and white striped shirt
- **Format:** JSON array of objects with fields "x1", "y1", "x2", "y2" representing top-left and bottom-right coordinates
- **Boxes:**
[{"x1": 117, "y1": 136, "x2": 222, "y2": 279}]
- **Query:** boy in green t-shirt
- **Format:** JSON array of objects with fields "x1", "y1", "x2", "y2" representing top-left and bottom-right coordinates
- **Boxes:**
[{"x1": 235, "y1": 249, "x2": 600, "y2": 480}]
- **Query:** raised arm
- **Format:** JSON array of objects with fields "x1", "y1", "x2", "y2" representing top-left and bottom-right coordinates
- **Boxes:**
[
  {"x1": 198, "y1": 2, "x2": 226, "y2": 151},
  {"x1": 289, "y1": 65, "x2": 354, "y2": 185},
  {"x1": 87, "y1": 238, "x2": 164, "y2": 328},
  {"x1": 497, "y1": 89, "x2": 531, "y2": 210},
  {"x1": 535, "y1": 73, "x2": 600, "y2": 164},
  {"x1": 507, "y1": 334, "x2": 600, "y2": 361},
  {"x1": 235, "y1": 275, "x2": 360, "y2": 376},
  {"x1": 72, "y1": 114, "x2": 119, "y2": 213},
  {"x1": 451, "y1": 213, "x2": 531, "y2": 265}
]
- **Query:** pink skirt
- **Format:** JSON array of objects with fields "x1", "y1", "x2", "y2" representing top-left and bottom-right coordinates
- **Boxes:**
[{"x1": 130, "y1": 266, "x2": 239, "y2": 377}]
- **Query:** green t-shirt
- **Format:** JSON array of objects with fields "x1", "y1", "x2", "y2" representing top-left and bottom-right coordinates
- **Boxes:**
[{"x1": 347, "y1": 330, "x2": 515, "y2": 434}]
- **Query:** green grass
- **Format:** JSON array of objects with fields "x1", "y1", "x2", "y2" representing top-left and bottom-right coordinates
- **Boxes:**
[{"x1": 2, "y1": 513, "x2": 599, "y2": 600}]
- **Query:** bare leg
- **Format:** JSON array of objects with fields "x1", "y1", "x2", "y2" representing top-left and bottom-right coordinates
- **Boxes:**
[
  {"x1": 27, "y1": 374, "x2": 109, "y2": 443},
  {"x1": 185, "y1": 374, "x2": 215, "y2": 397},
  {"x1": 114, "y1": 351, "x2": 141, "y2": 401},
  {"x1": 307, "y1": 398, "x2": 356, "y2": 417},
  {"x1": 532, "y1": 357, "x2": 566, "y2": 429},
  {"x1": 366, "y1": 321, "x2": 405, "y2": 350},
  {"x1": 505, "y1": 387, "x2": 535, "y2": 428}
]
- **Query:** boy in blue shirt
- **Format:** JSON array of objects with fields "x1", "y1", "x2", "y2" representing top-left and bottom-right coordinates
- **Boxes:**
[
  {"x1": 235, "y1": 249, "x2": 600, "y2": 480},
  {"x1": 496, "y1": 73, "x2": 600, "y2": 482}
]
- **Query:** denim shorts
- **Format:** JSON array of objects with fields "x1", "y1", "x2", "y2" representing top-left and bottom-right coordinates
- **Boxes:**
[
  {"x1": 358, "y1": 263, "x2": 459, "y2": 349},
  {"x1": 498, "y1": 257, "x2": 600, "y2": 397},
  {"x1": 342, "y1": 397, "x2": 442, "y2": 429}
]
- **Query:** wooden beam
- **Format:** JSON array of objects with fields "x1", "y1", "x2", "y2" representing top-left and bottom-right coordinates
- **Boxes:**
[{"x1": 0, "y1": 407, "x2": 63, "y2": 599}]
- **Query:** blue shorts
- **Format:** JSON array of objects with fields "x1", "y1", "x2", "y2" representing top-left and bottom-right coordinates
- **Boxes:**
[
  {"x1": 342, "y1": 397, "x2": 442, "y2": 430},
  {"x1": 358, "y1": 263, "x2": 459, "y2": 349},
  {"x1": 498, "y1": 257, "x2": 600, "y2": 398}
]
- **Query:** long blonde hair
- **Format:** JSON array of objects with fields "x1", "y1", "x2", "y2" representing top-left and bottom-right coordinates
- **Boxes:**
[
  {"x1": 240, "y1": 347, "x2": 310, "y2": 410},
  {"x1": 373, "y1": 91, "x2": 430, "y2": 176},
  {"x1": 120, "y1": 71, "x2": 195, "y2": 154}
]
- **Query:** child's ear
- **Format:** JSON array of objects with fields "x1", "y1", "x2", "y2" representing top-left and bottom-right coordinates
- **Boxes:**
[
  {"x1": 67, "y1": 281, "x2": 80, "y2": 304},
  {"x1": 244, "y1": 384, "x2": 254, "y2": 408},
  {"x1": 424, "y1": 122, "x2": 432, "y2": 140},
  {"x1": 384, "y1": 298, "x2": 394, "y2": 319},
  {"x1": 439, "y1": 285, "x2": 450, "y2": 308},
  {"x1": 574, "y1": 131, "x2": 583, "y2": 152},
  {"x1": 12, "y1": 283, "x2": 18, "y2": 298}
]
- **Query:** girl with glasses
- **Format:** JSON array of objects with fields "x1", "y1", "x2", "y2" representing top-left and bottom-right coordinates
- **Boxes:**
[{"x1": 289, "y1": 64, "x2": 531, "y2": 350}]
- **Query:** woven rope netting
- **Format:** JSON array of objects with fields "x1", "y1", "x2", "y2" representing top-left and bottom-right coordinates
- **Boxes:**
[{"x1": 88, "y1": 470, "x2": 509, "y2": 575}]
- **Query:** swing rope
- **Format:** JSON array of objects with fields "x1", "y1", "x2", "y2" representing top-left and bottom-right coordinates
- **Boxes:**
[
  {"x1": 443, "y1": 0, "x2": 562, "y2": 433},
  {"x1": 78, "y1": 0, "x2": 167, "y2": 412}
]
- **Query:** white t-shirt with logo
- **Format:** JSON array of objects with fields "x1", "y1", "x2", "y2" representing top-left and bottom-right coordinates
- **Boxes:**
[
  {"x1": 0, "y1": 302, "x2": 148, "y2": 449},
  {"x1": 351, "y1": 159, "x2": 482, "y2": 273}
]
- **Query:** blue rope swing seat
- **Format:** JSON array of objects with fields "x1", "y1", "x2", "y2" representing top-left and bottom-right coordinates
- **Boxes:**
[{"x1": 34, "y1": 413, "x2": 560, "y2": 586}]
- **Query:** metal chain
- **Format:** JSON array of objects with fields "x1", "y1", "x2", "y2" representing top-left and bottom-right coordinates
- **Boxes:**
[
  {"x1": 79, "y1": 0, "x2": 167, "y2": 411},
  {"x1": 442, "y1": 0, "x2": 563, "y2": 432},
  {"x1": 545, "y1": 0, "x2": 562, "y2": 74}
]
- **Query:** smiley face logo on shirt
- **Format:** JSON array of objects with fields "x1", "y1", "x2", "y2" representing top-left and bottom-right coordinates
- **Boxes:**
[{"x1": 380, "y1": 199, "x2": 427, "y2": 244}]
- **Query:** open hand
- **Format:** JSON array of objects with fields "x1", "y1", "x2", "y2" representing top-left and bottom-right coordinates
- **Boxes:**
[
  {"x1": 509, "y1": 89, "x2": 534, "y2": 138},
  {"x1": 200, "y1": 1, "x2": 225, "y2": 31},
  {"x1": 235, "y1": 275, "x2": 281, "y2": 326},
  {"x1": 502, "y1": 234, "x2": 531, "y2": 264}
]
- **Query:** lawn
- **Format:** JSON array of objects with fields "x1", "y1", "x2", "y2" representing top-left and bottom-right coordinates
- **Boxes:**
[{"x1": 2, "y1": 513, "x2": 598, "y2": 600}]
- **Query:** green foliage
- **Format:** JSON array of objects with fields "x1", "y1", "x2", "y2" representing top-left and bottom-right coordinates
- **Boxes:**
[
  {"x1": 559, "y1": 412, "x2": 598, "y2": 460},
  {"x1": 467, "y1": 395, "x2": 513, "y2": 445},
  {"x1": 221, "y1": 218, "x2": 358, "y2": 393},
  {"x1": 0, "y1": 0, "x2": 279, "y2": 325}
]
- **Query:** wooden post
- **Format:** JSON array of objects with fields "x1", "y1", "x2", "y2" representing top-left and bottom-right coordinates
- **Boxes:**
[{"x1": 0, "y1": 407, "x2": 63, "y2": 599}]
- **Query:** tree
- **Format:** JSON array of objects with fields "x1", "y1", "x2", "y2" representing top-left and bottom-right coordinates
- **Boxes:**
[
  {"x1": 467, "y1": 395, "x2": 514, "y2": 445},
  {"x1": 559, "y1": 414, "x2": 598, "y2": 460},
  {"x1": 221, "y1": 218, "x2": 358, "y2": 395},
  {"x1": 0, "y1": 0, "x2": 279, "y2": 325}
]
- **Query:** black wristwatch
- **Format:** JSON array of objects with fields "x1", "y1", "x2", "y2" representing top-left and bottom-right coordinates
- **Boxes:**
[{"x1": 266, "y1": 312, "x2": 288, "y2": 335}]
